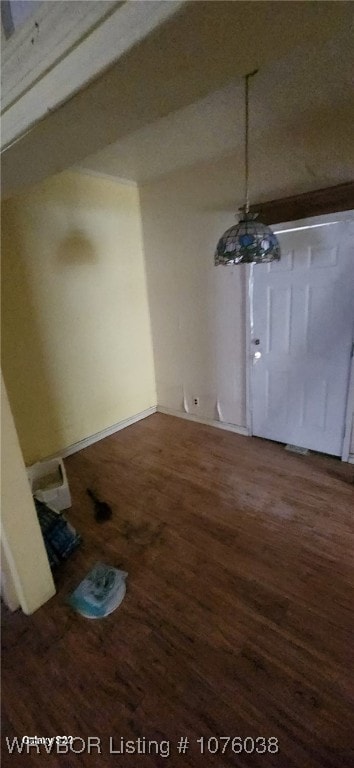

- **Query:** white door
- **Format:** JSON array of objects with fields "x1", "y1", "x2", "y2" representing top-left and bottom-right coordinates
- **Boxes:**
[{"x1": 251, "y1": 213, "x2": 354, "y2": 456}]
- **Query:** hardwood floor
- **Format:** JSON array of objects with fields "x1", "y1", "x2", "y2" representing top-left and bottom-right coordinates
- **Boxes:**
[{"x1": 2, "y1": 413, "x2": 354, "y2": 767}]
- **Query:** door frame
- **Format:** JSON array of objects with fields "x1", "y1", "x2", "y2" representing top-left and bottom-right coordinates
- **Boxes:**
[{"x1": 245, "y1": 210, "x2": 354, "y2": 461}]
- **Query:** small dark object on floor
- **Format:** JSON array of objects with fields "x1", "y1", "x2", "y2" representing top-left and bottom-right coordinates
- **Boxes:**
[{"x1": 87, "y1": 489, "x2": 113, "y2": 523}]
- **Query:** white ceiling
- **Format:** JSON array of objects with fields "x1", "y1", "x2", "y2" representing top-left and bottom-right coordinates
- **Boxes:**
[
  {"x1": 3, "y1": 0, "x2": 353, "y2": 198},
  {"x1": 77, "y1": 23, "x2": 354, "y2": 185}
]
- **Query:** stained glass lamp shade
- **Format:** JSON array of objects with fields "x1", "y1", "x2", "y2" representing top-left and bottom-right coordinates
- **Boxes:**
[
  {"x1": 214, "y1": 71, "x2": 281, "y2": 266},
  {"x1": 215, "y1": 212, "x2": 280, "y2": 265}
]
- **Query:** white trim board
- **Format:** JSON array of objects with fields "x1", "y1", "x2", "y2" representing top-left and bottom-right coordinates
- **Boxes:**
[
  {"x1": 156, "y1": 406, "x2": 250, "y2": 437},
  {"x1": 36, "y1": 405, "x2": 351, "y2": 467},
  {"x1": 34, "y1": 405, "x2": 249, "y2": 466},
  {"x1": 2, "y1": 1, "x2": 183, "y2": 149},
  {"x1": 342, "y1": 354, "x2": 354, "y2": 462},
  {"x1": 40, "y1": 406, "x2": 157, "y2": 463},
  {"x1": 244, "y1": 263, "x2": 253, "y2": 435}
]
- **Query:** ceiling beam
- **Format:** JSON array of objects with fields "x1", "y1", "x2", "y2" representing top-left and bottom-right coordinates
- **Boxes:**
[{"x1": 248, "y1": 182, "x2": 354, "y2": 225}]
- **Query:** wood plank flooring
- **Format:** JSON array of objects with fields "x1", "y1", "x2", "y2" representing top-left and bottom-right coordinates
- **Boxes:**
[{"x1": 2, "y1": 413, "x2": 354, "y2": 767}]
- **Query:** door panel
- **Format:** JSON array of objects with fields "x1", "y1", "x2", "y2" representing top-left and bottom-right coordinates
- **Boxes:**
[{"x1": 251, "y1": 216, "x2": 354, "y2": 455}]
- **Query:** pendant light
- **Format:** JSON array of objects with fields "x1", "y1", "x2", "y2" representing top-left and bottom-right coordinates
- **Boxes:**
[{"x1": 214, "y1": 71, "x2": 281, "y2": 265}]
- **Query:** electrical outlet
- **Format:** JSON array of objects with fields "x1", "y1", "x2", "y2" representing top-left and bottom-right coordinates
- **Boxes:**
[{"x1": 193, "y1": 397, "x2": 200, "y2": 406}]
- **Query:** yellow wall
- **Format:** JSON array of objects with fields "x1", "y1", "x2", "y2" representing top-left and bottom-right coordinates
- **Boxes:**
[
  {"x1": 1, "y1": 373, "x2": 55, "y2": 613},
  {"x1": 140, "y1": 156, "x2": 248, "y2": 428},
  {"x1": 1, "y1": 171, "x2": 156, "y2": 464}
]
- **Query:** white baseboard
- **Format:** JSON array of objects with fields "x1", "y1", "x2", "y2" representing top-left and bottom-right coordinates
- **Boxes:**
[
  {"x1": 42, "y1": 404, "x2": 248, "y2": 464},
  {"x1": 45, "y1": 406, "x2": 157, "y2": 461},
  {"x1": 156, "y1": 405, "x2": 250, "y2": 437},
  {"x1": 40, "y1": 402, "x2": 350, "y2": 463}
]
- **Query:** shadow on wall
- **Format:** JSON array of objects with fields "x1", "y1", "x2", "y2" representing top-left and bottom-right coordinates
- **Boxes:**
[
  {"x1": 56, "y1": 230, "x2": 98, "y2": 265},
  {"x1": 2, "y1": 207, "x2": 62, "y2": 465},
  {"x1": 1, "y1": 171, "x2": 155, "y2": 466},
  {"x1": 1, "y1": 181, "x2": 99, "y2": 465}
]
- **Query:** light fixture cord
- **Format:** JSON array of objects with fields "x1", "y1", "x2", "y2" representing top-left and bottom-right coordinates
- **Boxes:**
[{"x1": 244, "y1": 70, "x2": 258, "y2": 215}]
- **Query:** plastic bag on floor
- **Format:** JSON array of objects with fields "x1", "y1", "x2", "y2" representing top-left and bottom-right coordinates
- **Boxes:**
[{"x1": 35, "y1": 499, "x2": 82, "y2": 570}]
